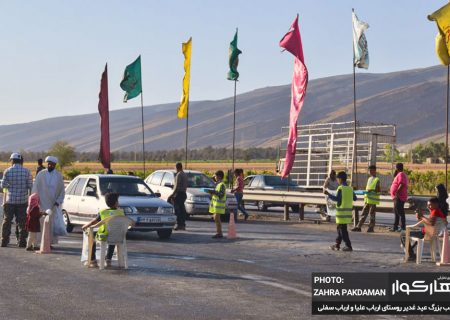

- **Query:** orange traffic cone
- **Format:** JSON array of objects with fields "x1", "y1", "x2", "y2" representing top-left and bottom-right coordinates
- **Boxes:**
[
  {"x1": 38, "y1": 210, "x2": 52, "y2": 254},
  {"x1": 437, "y1": 229, "x2": 450, "y2": 266},
  {"x1": 227, "y1": 212, "x2": 237, "y2": 239}
]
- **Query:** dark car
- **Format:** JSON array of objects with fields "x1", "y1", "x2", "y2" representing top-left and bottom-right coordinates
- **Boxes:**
[{"x1": 243, "y1": 175, "x2": 301, "y2": 211}]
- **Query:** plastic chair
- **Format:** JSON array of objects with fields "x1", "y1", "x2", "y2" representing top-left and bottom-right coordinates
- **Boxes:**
[
  {"x1": 405, "y1": 221, "x2": 442, "y2": 264},
  {"x1": 89, "y1": 216, "x2": 134, "y2": 270}
]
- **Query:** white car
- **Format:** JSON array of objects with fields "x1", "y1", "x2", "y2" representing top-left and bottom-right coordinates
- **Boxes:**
[
  {"x1": 145, "y1": 170, "x2": 238, "y2": 218},
  {"x1": 62, "y1": 174, "x2": 176, "y2": 239}
]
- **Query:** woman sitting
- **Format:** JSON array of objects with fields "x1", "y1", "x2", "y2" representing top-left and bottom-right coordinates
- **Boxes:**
[{"x1": 402, "y1": 197, "x2": 448, "y2": 261}]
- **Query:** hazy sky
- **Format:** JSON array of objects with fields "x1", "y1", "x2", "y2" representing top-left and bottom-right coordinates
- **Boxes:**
[{"x1": 0, "y1": 0, "x2": 446, "y2": 124}]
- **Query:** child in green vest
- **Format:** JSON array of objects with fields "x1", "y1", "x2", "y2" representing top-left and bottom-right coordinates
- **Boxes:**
[
  {"x1": 324, "y1": 171, "x2": 357, "y2": 252},
  {"x1": 208, "y1": 170, "x2": 227, "y2": 239},
  {"x1": 351, "y1": 165, "x2": 380, "y2": 232},
  {"x1": 82, "y1": 192, "x2": 125, "y2": 268}
]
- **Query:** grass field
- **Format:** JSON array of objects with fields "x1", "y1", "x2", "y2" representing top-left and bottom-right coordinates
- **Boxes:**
[
  {"x1": 0, "y1": 161, "x2": 448, "y2": 178},
  {"x1": 0, "y1": 161, "x2": 277, "y2": 177}
]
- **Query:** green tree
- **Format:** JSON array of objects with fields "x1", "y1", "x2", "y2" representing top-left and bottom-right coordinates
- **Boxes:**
[
  {"x1": 412, "y1": 142, "x2": 447, "y2": 163},
  {"x1": 383, "y1": 145, "x2": 404, "y2": 162},
  {"x1": 48, "y1": 141, "x2": 76, "y2": 171}
]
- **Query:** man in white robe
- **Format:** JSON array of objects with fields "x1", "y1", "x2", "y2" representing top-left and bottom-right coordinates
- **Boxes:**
[{"x1": 32, "y1": 156, "x2": 65, "y2": 245}]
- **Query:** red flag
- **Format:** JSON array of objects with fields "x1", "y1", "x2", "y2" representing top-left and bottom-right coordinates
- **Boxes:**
[
  {"x1": 98, "y1": 64, "x2": 111, "y2": 170},
  {"x1": 279, "y1": 15, "x2": 308, "y2": 178}
]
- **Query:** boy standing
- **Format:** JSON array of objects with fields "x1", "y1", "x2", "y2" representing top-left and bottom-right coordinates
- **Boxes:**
[
  {"x1": 324, "y1": 171, "x2": 357, "y2": 252},
  {"x1": 352, "y1": 165, "x2": 380, "y2": 232},
  {"x1": 208, "y1": 170, "x2": 227, "y2": 239},
  {"x1": 82, "y1": 192, "x2": 125, "y2": 268}
]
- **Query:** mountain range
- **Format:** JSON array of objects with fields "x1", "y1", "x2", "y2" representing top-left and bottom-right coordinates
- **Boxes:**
[{"x1": 0, "y1": 65, "x2": 448, "y2": 152}]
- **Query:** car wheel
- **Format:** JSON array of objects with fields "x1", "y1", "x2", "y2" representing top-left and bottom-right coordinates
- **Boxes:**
[
  {"x1": 257, "y1": 201, "x2": 267, "y2": 211},
  {"x1": 62, "y1": 210, "x2": 74, "y2": 233},
  {"x1": 157, "y1": 229, "x2": 172, "y2": 240}
]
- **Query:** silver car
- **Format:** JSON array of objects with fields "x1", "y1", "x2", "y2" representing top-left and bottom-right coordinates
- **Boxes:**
[
  {"x1": 62, "y1": 174, "x2": 176, "y2": 239},
  {"x1": 145, "y1": 170, "x2": 238, "y2": 217}
]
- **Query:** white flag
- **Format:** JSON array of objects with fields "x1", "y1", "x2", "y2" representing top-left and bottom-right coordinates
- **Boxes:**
[{"x1": 352, "y1": 11, "x2": 369, "y2": 69}]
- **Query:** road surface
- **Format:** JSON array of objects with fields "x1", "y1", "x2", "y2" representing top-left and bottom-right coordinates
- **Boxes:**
[{"x1": 0, "y1": 210, "x2": 446, "y2": 320}]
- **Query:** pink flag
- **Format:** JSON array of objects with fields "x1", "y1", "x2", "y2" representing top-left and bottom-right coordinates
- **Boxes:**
[
  {"x1": 279, "y1": 14, "x2": 308, "y2": 178},
  {"x1": 98, "y1": 64, "x2": 111, "y2": 170}
]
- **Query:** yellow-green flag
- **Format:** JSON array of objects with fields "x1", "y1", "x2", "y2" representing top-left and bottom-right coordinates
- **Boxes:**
[
  {"x1": 428, "y1": 3, "x2": 450, "y2": 65},
  {"x1": 178, "y1": 37, "x2": 192, "y2": 119}
]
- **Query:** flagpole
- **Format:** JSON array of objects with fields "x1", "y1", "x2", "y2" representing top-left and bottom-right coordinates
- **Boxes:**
[
  {"x1": 232, "y1": 79, "x2": 237, "y2": 173},
  {"x1": 185, "y1": 103, "x2": 189, "y2": 169},
  {"x1": 140, "y1": 92, "x2": 146, "y2": 177},
  {"x1": 352, "y1": 8, "x2": 358, "y2": 190},
  {"x1": 446, "y1": 65, "x2": 449, "y2": 189}
]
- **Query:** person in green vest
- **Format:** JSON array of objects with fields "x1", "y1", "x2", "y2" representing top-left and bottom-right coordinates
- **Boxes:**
[
  {"x1": 351, "y1": 165, "x2": 380, "y2": 233},
  {"x1": 207, "y1": 170, "x2": 227, "y2": 239},
  {"x1": 324, "y1": 171, "x2": 357, "y2": 251},
  {"x1": 82, "y1": 192, "x2": 125, "y2": 268}
]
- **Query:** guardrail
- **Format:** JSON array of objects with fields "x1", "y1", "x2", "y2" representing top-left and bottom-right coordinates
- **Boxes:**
[{"x1": 242, "y1": 189, "x2": 413, "y2": 225}]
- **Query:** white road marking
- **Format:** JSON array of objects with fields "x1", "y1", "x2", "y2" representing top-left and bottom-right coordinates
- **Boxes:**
[
  {"x1": 144, "y1": 254, "x2": 197, "y2": 260},
  {"x1": 241, "y1": 274, "x2": 311, "y2": 297},
  {"x1": 58, "y1": 240, "x2": 82, "y2": 245},
  {"x1": 236, "y1": 259, "x2": 255, "y2": 264}
]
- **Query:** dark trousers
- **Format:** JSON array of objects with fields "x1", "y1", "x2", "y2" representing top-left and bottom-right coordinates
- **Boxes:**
[
  {"x1": 336, "y1": 224, "x2": 352, "y2": 248},
  {"x1": 356, "y1": 204, "x2": 376, "y2": 229},
  {"x1": 234, "y1": 192, "x2": 248, "y2": 216},
  {"x1": 91, "y1": 242, "x2": 115, "y2": 261},
  {"x1": 173, "y1": 192, "x2": 187, "y2": 227},
  {"x1": 393, "y1": 198, "x2": 406, "y2": 230},
  {"x1": 2, "y1": 203, "x2": 28, "y2": 245}
]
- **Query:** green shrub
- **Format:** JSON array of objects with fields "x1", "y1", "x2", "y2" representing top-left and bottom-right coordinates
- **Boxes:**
[{"x1": 65, "y1": 169, "x2": 81, "y2": 180}]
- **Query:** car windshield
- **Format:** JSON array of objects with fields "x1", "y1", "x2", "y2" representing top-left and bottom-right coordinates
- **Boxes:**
[
  {"x1": 264, "y1": 176, "x2": 298, "y2": 187},
  {"x1": 99, "y1": 177, "x2": 155, "y2": 197},
  {"x1": 186, "y1": 172, "x2": 215, "y2": 188}
]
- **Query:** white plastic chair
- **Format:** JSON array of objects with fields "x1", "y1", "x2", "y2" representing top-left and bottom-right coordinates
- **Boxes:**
[
  {"x1": 90, "y1": 216, "x2": 134, "y2": 270},
  {"x1": 405, "y1": 221, "x2": 442, "y2": 264}
]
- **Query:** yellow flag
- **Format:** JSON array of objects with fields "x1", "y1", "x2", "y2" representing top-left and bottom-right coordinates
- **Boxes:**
[
  {"x1": 428, "y1": 3, "x2": 450, "y2": 65},
  {"x1": 178, "y1": 37, "x2": 192, "y2": 119}
]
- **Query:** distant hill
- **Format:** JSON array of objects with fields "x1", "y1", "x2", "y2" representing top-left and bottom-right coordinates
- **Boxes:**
[{"x1": 0, "y1": 65, "x2": 448, "y2": 152}]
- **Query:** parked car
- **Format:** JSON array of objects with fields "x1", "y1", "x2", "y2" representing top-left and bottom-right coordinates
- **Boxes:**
[
  {"x1": 145, "y1": 170, "x2": 238, "y2": 218},
  {"x1": 62, "y1": 174, "x2": 176, "y2": 239},
  {"x1": 244, "y1": 175, "x2": 302, "y2": 211}
]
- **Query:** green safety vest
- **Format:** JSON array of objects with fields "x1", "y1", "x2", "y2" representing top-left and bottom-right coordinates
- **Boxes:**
[
  {"x1": 209, "y1": 181, "x2": 226, "y2": 215},
  {"x1": 364, "y1": 176, "x2": 380, "y2": 205},
  {"x1": 96, "y1": 208, "x2": 125, "y2": 241},
  {"x1": 336, "y1": 185, "x2": 353, "y2": 225}
]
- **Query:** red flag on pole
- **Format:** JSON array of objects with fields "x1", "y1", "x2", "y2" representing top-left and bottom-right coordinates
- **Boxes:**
[
  {"x1": 279, "y1": 14, "x2": 308, "y2": 178},
  {"x1": 98, "y1": 64, "x2": 111, "y2": 170}
]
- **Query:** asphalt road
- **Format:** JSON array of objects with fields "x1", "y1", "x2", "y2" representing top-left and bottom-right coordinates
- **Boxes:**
[{"x1": 0, "y1": 207, "x2": 448, "y2": 320}]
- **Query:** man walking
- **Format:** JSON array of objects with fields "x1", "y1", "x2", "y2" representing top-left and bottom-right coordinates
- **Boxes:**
[
  {"x1": 168, "y1": 162, "x2": 188, "y2": 231},
  {"x1": 351, "y1": 165, "x2": 380, "y2": 232},
  {"x1": 1, "y1": 153, "x2": 33, "y2": 247},
  {"x1": 390, "y1": 163, "x2": 408, "y2": 232},
  {"x1": 32, "y1": 156, "x2": 65, "y2": 244}
]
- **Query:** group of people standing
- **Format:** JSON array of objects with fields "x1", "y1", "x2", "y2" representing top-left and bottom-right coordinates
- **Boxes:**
[
  {"x1": 1, "y1": 153, "x2": 65, "y2": 251},
  {"x1": 167, "y1": 163, "x2": 249, "y2": 239},
  {"x1": 322, "y1": 162, "x2": 449, "y2": 260}
]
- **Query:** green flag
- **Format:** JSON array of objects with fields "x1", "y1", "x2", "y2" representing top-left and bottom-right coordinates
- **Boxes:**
[
  {"x1": 120, "y1": 55, "x2": 142, "y2": 102},
  {"x1": 227, "y1": 29, "x2": 242, "y2": 81}
]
